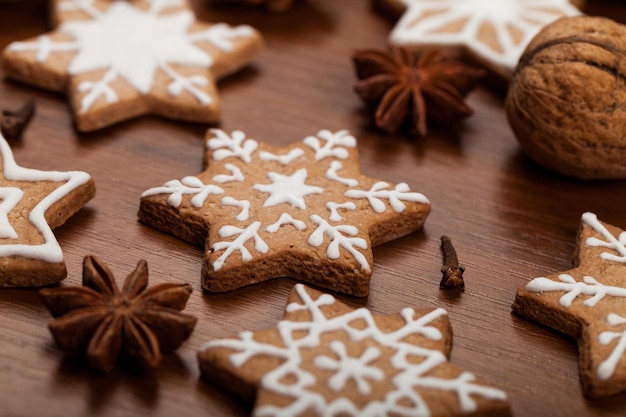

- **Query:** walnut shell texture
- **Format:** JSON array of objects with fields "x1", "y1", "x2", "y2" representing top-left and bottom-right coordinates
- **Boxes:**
[{"x1": 506, "y1": 15, "x2": 626, "y2": 180}]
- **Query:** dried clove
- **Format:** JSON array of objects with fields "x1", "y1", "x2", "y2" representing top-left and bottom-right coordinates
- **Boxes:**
[
  {"x1": 440, "y1": 235, "x2": 465, "y2": 290},
  {"x1": 1, "y1": 98, "x2": 35, "y2": 141}
]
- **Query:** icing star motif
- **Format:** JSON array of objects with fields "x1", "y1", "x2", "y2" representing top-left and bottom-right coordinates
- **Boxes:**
[
  {"x1": 513, "y1": 212, "x2": 626, "y2": 397},
  {"x1": 139, "y1": 129, "x2": 431, "y2": 296},
  {"x1": 0, "y1": 132, "x2": 95, "y2": 287},
  {"x1": 198, "y1": 284, "x2": 511, "y2": 416},
  {"x1": 386, "y1": 0, "x2": 581, "y2": 79},
  {"x1": 253, "y1": 168, "x2": 323, "y2": 209},
  {"x1": 2, "y1": 0, "x2": 262, "y2": 131}
]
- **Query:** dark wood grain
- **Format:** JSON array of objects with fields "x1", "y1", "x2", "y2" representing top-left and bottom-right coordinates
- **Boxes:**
[{"x1": 1, "y1": 1, "x2": 626, "y2": 416}]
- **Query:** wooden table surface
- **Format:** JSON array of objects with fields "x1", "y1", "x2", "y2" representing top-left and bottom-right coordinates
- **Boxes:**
[{"x1": 1, "y1": 0, "x2": 626, "y2": 416}]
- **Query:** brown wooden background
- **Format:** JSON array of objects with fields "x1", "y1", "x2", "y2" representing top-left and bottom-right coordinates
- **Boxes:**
[{"x1": 1, "y1": 0, "x2": 626, "y2": 416}]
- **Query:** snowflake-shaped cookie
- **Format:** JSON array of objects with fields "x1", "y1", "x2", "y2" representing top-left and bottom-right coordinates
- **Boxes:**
[
  {"x1": 139, "y1": 129, "x2": 430, "y2": 296},
  {"x1": 0, "y1": 131, "x2": 95, "y2": 287},
  {"x1": 381, "y1": 0, "x2": 581, "y2": 80},
  {"x1": 513, "y1": 212, "x2": 626, "y2": 397},
  {"x1": 199, "y1": 283, "x2": 511, "y2": 416},
  {"x1": 2, "y1": 0, "x2": 262, "y2": 131}
]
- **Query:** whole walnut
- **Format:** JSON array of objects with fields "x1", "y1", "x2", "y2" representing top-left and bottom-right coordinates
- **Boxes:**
[{"x1": 506, "y1": 16, "x2": 626, "y2": 180}]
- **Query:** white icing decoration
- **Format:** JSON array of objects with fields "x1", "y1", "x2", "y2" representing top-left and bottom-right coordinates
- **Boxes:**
[
  {"x1": 207, "y1": 129, "x2": 258, "y2": 163},
  {"x1": 583, "y1": 212, "x2": 626, "y2": 263},
  {"x1": 526, "y1": 274, "x2": 626, "y2": 308},
  {"x1": 0, "y1": 133, "x2": 91, "y2": 263},
  {"x1": 327, "y1": 201, "x2": 356, "y2": 222},
  {"x1": 598, "y1": 314, "x2": 626, "y2": 381},
  {"x1": 314, "y1": 341, "x2": 384, "y2": 395},
  {"x1": 211, "y1": 221, "x2": 268, "y2": 271},
  {"x1": 266, "y1": 213, "x2": 306, "y2": 233},
  {"x1": 141, "y1": 176, "x2": 224, "y2": 208},
  {"x1": 0, "y1": 188, "x2": 24, "y2": 239},
  {"x1": 259, "y1": 148, "x2": 304, "y2": 165},
  {"x1": 221, "y1": 196, "x2": 250, "y2": 221},
  {"x1": 390, "y1": 0, "x2": 581, "y2": 72},
  {"x1": 7, "y1": 0, "x2": 257, "y2": 112},
  {"x1": 212, "y1": 163, "x2": 244, "y2": 184},
  {"x1": 303, "y1": 129, "x2": 356, "y2": 161},
  {"x1": 201, "y1": 284, "x2": 507, "y2": 416},
  {"x1": 326, "y1": 160, "x2": 358, "y2": 187},
  {"x1": 345, "y1": 181, "x2": 430, "y2": 213},
  {"x1": 308, "y1": 214, "x2": 370, "y2": 272},
  {"x1": 8, "y1": 35, "x2": 78, "y2": 62},
  {"x1": 161, "y1": 61, "x2": 211, "y2": 105},
  {"x1": 77, "y1": 67, "x2": 118, "y2": 113},
  {"x1": 187, "y1": 23, "x2": 256, "y2": 52},
  {"x1": 253, "y1": 168, "x2": 323, "y2": 210}
]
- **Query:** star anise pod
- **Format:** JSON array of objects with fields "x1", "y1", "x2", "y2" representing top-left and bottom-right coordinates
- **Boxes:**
[
  {"x1": 39, "y1": 255, "x2": 197, "y2": 373},
  {"x1": 353, "y1": 46, "x2": 484, "y2": 136}
]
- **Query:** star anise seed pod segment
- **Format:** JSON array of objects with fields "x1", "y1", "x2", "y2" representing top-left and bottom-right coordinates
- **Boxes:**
[
  {"x1": 353, "y1": 46, "x2": 484, "y2": 136},
  {"x1": 39, "y1": 256, "x2": 197, "y2": 373}
]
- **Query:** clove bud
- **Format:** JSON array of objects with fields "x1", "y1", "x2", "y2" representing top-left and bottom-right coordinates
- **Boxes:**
[
  {"x1": 1, "y1": 98, "x2": 35, "y2": 141},
  {"x1": 440, "y1": 235, "x2": 465, "y2": 290}
]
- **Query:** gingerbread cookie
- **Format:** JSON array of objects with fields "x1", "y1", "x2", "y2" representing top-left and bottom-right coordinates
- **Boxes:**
[
  {"x1": 376, "y1": 0, "x2": 582, "y2": 82},
  {"x1": 2, "y1": 0, "x2": 262, "y2": 132},
  {"x1": 0, "y1": 132, "x2": 95, "y2": 287},
  {"x1": 513, "y1": 212, "x2": 626, "y2": 397},
  {"x1": 199, "y1": 283, "x2": 511, "y2": 416},
  {"x1": 139, "y1": 129, "x2": 430, "y2": 296}
]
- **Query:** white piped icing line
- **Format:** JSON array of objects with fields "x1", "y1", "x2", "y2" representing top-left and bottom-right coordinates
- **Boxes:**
[
  {"x1": 390, "y1": 0, "x2": 581, "y2": 73},
  {"x1": 211, "y1": 221, "x2": 268, "y2": 271},
  {"x1": 141, "y1": 176, "x2": 224, "y2": 208},
  {"x1": 313, "y1": 341, "x2": 384, "y2": 395},
  {"x1": 221, "y1": 196, "x2": 250, "y2": 221},
  {"x1": 253, "y1": 168, "x2": 324, "y2": 210},
  {"x1": 201, "y1": 284, "x2": 508, "y2": 416},
  {"x1": 207, "y1": 129, "x2": 258, "y2": 163},
  {"x1": 523, "y1": 212, "x2": 626, "y2": 383},
  {"x1": 345, "y1": 181, "x2": 430, "y2": 213},
  {"x1": 598, "y1": 314, "x2": 626, "y2": 381},
  {"x1": 303, "y1": 129, "x2": 356, "y2": 161},
  {"x1": 259, "y1": 148, "x2": 304, "y2": 165},
  {"x1": 326, "y1": 160, "x2": 358, "y2": 187},
  {"x1": 8, "y1": 0, "x2": 258, "y2": 113},
  {"x1": 0, "y1": 188, "x2": 24, "y2": 239},
  {"x1": 583, "y1": 212, "x2": 626, "y2": 263},
  {"x1": 0, "y1": 133, "x2": 91, "y2": 263},
  {"x1": 526, "y1": 274, "x2": 626, "y2": 308},
  {"x1": 327, "y1": 201, "x2": 356, "y2": 222},
  {"x1": 308, "y1": 214, "x2": 370, "y2": 272},
  {"x1": 266, "y1": 213, "x2": 306, "y2": 233},
  {"x1": 212, "y1": 163, "x2": 244, "y2": 184}
]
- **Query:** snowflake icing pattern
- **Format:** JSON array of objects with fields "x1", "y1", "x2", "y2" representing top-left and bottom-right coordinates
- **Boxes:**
[
  {"x1": 516, "y1": 212, "x2": 626, "y2": 396},
  {"x1": 199, "y1": 284, "x2": 509, "y2": 416},
  {"x1": 2, "y1": 0, "x2": 262, "y2": 131},
  {"x1": 389, "y1": 0, "x2": 581, "y2": 75},
  {"x1": 139, "y1": 129, "x2": 431, "y2": 295}
]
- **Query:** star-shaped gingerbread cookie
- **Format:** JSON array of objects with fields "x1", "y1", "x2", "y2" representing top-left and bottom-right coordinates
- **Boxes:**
[
  {"x1": 139, "y1": 129, "x2": 430, "y2": 296},
  {"x1": 2, "y1": 0, "x2": 262, "y2": 132},
  {"x1": 513, "y1": 212, "x2": 626, "y2": 397},
  {"x1": 0, "y1": 132, "x2": 95, "y2": 287},
  {"x1": 377, "y1": 0, "x2": 582, "y2": 81},
  {"x1": 199, "y1": 283, "x2": 511, "y2": 416}
]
